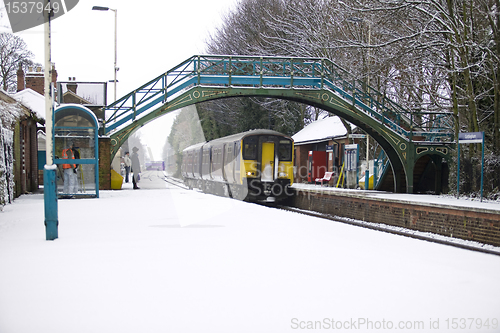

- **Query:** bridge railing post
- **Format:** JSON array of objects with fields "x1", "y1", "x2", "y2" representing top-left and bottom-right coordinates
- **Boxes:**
[
  {"x1": 196, "y1": 55, "x2": 201, "y2": 85},
  {"x1": 320, "y1": 59, "x2": 324, "y2": 89},
  {"x1": 260, "y1": 57, "x2": 263, "y2": 87},
  {"x1": 132, "y1": 93, "x2": 136, "y2": 120},
  {"x1": 229, "y1": 56, "x2": 232, "y2": 86},
  {"x1": 352, "y1": 78, "x2": 356, "y2": 108},
  {"x1": 162, "y1": 75, "x2": 167, "y2": 103}
]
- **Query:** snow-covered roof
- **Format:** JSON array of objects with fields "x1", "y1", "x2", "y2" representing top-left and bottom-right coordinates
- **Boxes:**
[
  {"x1": 292, "y1": 116, "x2": 355, "y2": 145},
  {"x1": 11, "y1": 88, "x2": 45, "y2": 120},
  {"x1": 0, "y1": 89, "x2": 29, "y2": 128}
]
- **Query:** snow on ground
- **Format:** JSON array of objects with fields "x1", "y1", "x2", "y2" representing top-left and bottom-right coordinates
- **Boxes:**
[{"x1": 1, "y1": 172, "x2": 499, "y2": 333}]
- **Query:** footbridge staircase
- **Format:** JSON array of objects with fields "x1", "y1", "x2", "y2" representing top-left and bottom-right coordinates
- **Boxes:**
[{"x1": 101, "y1": 55, "x2": 455, "y2": 194}]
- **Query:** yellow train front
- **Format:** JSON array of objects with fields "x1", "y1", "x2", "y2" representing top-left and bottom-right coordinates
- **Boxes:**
[{"x1": 182, "y1": 129, "x2": 294, "y2": 202}]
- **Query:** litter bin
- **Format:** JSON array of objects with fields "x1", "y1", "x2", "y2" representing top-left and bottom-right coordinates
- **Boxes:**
[{"x1": 110, "y1": 169, "x2": 123, "y2": 190}]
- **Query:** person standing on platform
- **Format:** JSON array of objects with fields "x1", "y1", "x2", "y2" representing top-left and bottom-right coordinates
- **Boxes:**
[
  {"x1": 131, "y1": 147, "x2": 141, "y2": 189},
  {"x1": 62, "y1": 140, "x2": 78, "y2": 194},
  {"x1": 123, "y1": 151, "x2": 131, "y2": 183}
]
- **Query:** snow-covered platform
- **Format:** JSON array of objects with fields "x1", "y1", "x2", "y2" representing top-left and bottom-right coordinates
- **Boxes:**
[
  {"x1": 1, "y1": 178, "x2": 499, "y2": 332},
  {"x1": 292, "y1": 183, "x2": 500, "y2": 212}
]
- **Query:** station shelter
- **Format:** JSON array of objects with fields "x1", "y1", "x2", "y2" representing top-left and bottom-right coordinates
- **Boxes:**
[
  {"x1": 53, "y1": 104, "x2": 99, "y2": 198},
  {"x1": 292, "y1": 116, "x2": 365, "y2": 187}
]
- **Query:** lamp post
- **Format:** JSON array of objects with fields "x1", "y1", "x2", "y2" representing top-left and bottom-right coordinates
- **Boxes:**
[
  {"x1": 92, "y1": 6, "x2": 118, "y2": 102},
  {"x1": 44, "y1": 0, "x2": 58, "y2": 240}
]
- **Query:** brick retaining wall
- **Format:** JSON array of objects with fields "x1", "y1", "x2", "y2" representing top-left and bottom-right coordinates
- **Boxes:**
[
  {"x1": 291, "y1": 188, "x2": 500, "y2": 247},
  {"x1": 98, "y1": 137, "x2": 111, "y2": 190}
]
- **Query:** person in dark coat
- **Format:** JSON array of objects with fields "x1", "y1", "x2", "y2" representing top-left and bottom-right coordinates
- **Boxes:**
[{"x1": 131, "y1": 147, "x2": 141, "y2": 189}]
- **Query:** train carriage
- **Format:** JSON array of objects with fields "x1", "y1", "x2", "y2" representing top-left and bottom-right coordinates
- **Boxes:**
[{"x1": 182, "y1": 129, "x2": 294, "y2": 202}]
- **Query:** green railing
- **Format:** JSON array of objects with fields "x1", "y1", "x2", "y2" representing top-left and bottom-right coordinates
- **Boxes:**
[{"x1": 102, "y1": 55, "x2": 454, "y2": 142}]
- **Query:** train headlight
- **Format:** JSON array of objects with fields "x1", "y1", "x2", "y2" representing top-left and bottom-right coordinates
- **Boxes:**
[
  {"x1": 246, "y1": 171, "x2": 254, "y2": 176},
  {"x1": 279, "y1": 172, "x2": 288, "y2": 178}
]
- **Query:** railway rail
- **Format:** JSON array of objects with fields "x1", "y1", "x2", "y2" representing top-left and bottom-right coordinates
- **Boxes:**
[{"x1": 164, "y1": 175, "x2": 190, "y2": 190}]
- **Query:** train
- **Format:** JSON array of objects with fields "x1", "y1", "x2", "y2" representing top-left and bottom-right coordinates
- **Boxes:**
[{"x1": 181, "y1": 129, "x2": 294, "y2": 202}]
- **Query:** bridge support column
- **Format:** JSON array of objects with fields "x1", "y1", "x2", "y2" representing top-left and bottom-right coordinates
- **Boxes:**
[
  {"x1": 405, "y1": 144, "x2": 415, "y2": 194},
  {"x1": 432, "y1": 155, "x2": 443, "y2": 195},
  {"x1": 99, "y1": 137, "x2": 111, "y2": 190}
]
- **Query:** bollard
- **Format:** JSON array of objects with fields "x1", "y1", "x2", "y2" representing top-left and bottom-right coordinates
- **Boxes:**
[{"x1": 44, "y1": 165, "x2": 58, "y2": 240}]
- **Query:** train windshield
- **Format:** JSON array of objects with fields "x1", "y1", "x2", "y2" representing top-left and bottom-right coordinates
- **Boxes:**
[
  {"x1": 278, "y1": 139, "x2": 292, "y2": 161},
  {"x1": 243, "y1": 136, "x2": 258, "y2": 160}
]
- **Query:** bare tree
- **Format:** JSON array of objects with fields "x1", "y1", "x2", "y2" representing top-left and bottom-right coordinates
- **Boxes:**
[{"x1": 0, "y1": 33, "x2": 35, "y2": 92}]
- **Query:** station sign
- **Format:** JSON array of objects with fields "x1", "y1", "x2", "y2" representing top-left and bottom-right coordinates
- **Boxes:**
[
  {"x1": 458, "y1": 132, "x2": 483, "y2": 143},
  {"x1": 344, "y1": 144, "x2": 358, "y2": 171},
  {"x1": 457, "y1": 132, "x2": 484, "y2": 201},
  {"x1": 349, "y1": 134, "x2": 366, "y2": 139}
]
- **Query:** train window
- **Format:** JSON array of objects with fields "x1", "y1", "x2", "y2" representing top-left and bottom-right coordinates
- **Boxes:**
[
  {"x1": 279, "y1": 140, "x2": 292, "y2": 161},
  {"x1": 243, "y1": 137, "x2": 257, "y2": 160}
]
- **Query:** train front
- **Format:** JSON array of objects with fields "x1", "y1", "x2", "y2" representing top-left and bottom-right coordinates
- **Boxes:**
[{"x1": 240, "y1": 132, "x2": 294, "y2": 202}]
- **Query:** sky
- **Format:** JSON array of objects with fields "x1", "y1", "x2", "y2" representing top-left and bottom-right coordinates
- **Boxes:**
[
  {"x1": 1, "y1": 176, "x2": 499, "y2": 332},
  {"x1": 1, "y1": 0, "x2": 239, "y2": 158}
]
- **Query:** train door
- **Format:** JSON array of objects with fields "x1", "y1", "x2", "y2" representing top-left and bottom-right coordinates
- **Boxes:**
[
  {"x1": 261, "y1": 142, "x2": 275, "y2": 181},
  {"x1": 221, "y1": 144, "x2": 227, "y2": 181}
]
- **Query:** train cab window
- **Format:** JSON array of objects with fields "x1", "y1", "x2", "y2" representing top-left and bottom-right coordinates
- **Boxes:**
[
  {"x1": 243, "y1": 136, "x2": 258, "y2": 160},
  {"x1": 278, "y1": 139, "x2": 292, "y2": 161}
]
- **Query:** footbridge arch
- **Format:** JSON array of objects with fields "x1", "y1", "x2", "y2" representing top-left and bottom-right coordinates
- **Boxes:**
[{"x1": 101, "y1": 55, "x2": 454, "y2": 193}]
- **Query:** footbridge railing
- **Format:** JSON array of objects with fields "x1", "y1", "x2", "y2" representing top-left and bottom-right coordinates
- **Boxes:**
[{"x1": 102, "y1": 55, "x2": 454, "y2": 143}]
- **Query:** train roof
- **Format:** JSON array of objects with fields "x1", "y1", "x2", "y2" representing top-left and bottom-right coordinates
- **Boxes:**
[
  {"x1": 183, "y1": 129, "x2": 293, "y2": 152},
  {"x1": 211, "y1": 129, "x2": 292, "y2": 144},
  {"x1": 182, "y1": 141, "x2": 206, "y2": 153}
]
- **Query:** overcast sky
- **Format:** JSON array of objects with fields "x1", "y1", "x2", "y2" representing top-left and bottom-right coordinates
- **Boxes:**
[{"x1": 1, "y1": 0, "x2": 239, "y2": 158}]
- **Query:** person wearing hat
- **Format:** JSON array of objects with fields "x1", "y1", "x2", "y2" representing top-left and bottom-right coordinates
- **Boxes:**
[
  {"x1": 131, "y1": 147, "x2": 141, "y2": 189},
  {"x1": 62, "y1": 140, "x2": 78, "y2": 194}
]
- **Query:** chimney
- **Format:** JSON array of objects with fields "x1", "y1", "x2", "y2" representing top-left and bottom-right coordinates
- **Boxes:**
[
  {"x1": 51, "y1": 63, "x2": 57, "y2": 85},
  {"x1": 23, "y1": 63, "x2": 58, "y2": 96},
  {"x1": 67, "y1": 77, "x2": 77, "y2": 94},
  {"x1": 17, "y1": 63, "x2": 25, "y2": 92}
]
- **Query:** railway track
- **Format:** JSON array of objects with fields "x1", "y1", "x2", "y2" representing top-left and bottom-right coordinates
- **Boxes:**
[
  {"x1": 164, "y1": 175, "x2": 190, "y2": 190},
  {"x1": 275, "y1": 205, "x2": 500, "y2": 257}
]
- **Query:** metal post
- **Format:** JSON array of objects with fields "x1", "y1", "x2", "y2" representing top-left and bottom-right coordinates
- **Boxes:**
[
  {"x1": 92, "y1": 6, "x2": 118, "y2": 102},
  {"x1": 481, "y1": 132, "x2": 484, "y2": 202},
  {"x1": 457, "y1": 139, "x2": 460, "y2": 199},
  {"x1": 113, "y1": 8, "x2": 117, "y2": 102},
  {"x1": 44, "y1": 0, "x2": 58, "y2": 240},
  {"x1": 365, "y1": 135, "x2": 369, "y2": 190}
]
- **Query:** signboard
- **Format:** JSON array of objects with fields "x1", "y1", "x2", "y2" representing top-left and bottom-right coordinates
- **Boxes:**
[
  {"x1": 344, "y1": 144, "x2": 358, "y2": 171},
  {"x1": 457, "y1": 132, "x2": 484, "y2": 201},
  {"x1": 458, "y1": 132, "x2": 483, "y2": 143},
  {"x1": 349, "y1": 134, "x2": 366, "y2": 139},
  {"x1": 326, "y1": 145, "x2": 333, "y2": 152}
]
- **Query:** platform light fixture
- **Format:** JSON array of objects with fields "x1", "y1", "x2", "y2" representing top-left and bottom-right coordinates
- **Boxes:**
[{"x1": 92, "y1": 5, "x2": 118, "y2": 103}]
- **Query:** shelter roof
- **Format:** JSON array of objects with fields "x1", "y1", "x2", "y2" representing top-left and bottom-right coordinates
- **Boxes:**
[{"x1": 292, "y1": 116, "x2": 356, "y2": 145}]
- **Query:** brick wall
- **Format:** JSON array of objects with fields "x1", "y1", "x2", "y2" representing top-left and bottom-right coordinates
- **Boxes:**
[
  {"x1": 98, "y1": 137, "x2": 111, "y2": 190},
  {"x1": 292, "y1": 189, "x2": 500, "y2": 247}
]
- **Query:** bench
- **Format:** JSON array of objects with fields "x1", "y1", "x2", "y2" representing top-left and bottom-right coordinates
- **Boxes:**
[{"x1": 315, "y1": 171, "x2": 334, "y2": 186}]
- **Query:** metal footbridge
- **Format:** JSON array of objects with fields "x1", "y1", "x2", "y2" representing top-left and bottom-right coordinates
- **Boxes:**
[{"x1": 101, "y1": 55, "x2": 454, "y2": 193}]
